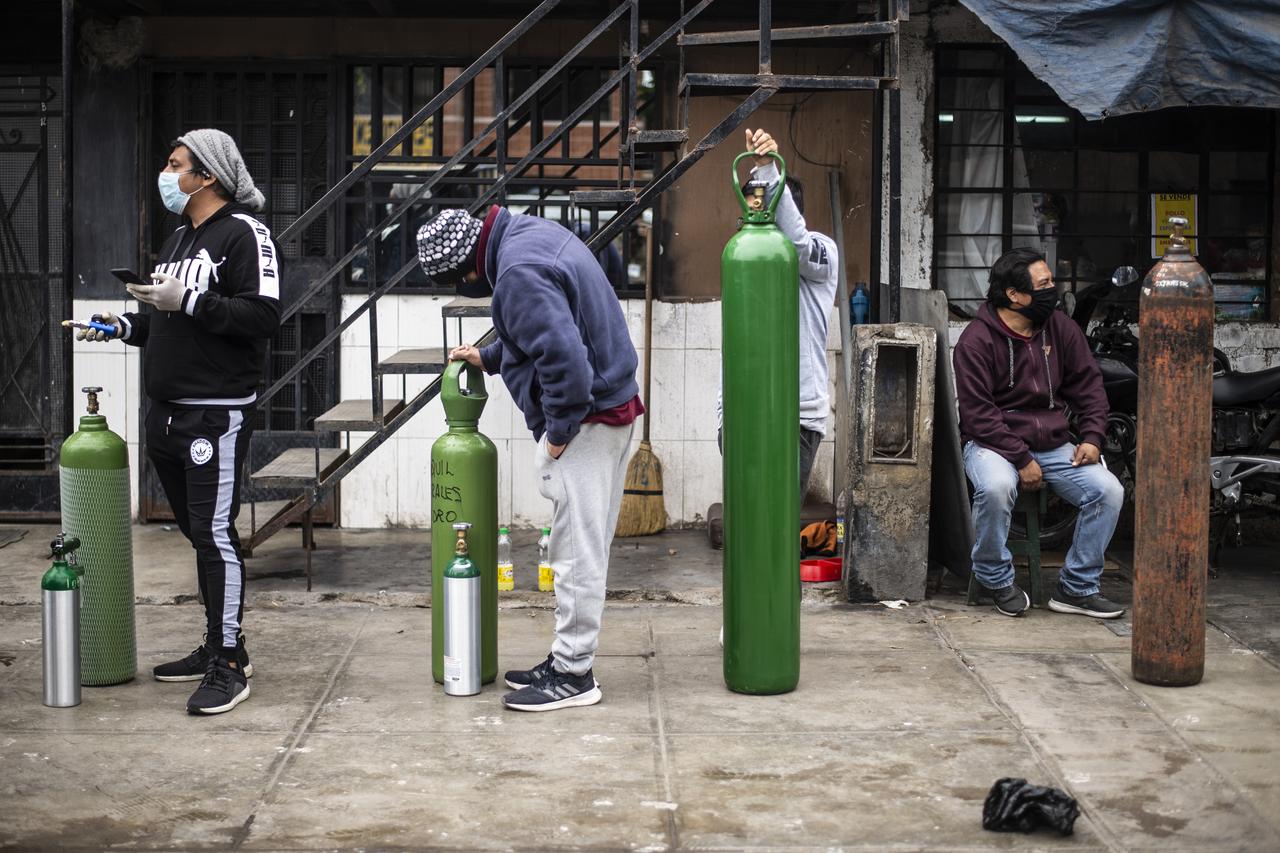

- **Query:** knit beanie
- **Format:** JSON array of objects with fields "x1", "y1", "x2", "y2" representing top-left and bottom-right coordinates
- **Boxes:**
[
  {"x1": 177, "y1": 128, "x2": 266, "y2": 211},
  {"x1": 417, "y1": 209, "x2": 483, "y2": 281}
]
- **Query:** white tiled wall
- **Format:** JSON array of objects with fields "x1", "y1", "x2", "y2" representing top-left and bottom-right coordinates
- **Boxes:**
[
  {"x1": 75, "y1": 291, "x2": 1277, "y2": 527},
  {"x1": 332, "y1": 294, "x2": 842, "y2": 529},
  {"x1": 71, "y1": 299, "x2": 142, "y2": 515}
]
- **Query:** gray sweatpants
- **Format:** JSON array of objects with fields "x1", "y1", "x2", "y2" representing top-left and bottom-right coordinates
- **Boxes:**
[{"x1": 535, "y1": 421, "x2": 635, "y2": 675}]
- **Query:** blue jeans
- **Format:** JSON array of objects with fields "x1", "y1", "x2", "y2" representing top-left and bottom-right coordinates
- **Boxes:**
[{"x1": 963, "y1": 441, "x2": 1124, "y2": 597}]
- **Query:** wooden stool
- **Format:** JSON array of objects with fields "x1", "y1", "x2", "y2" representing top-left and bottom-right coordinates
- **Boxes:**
[{"x1": 967, "y1": 489, "x2": 1049, "y2": 607}]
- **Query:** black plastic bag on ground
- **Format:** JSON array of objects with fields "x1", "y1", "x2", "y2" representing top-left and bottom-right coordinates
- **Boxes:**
[{"x1": 982, "y1": 777, "x2": 1080, "y2": 835}]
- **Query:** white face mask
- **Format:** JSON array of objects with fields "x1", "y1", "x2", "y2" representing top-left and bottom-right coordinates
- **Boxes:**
[{"x1": 157, "y1": 170, "x2": 204, "y2": 215}]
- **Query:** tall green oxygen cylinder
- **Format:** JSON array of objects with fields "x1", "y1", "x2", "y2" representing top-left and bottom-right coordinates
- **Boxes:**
[
  {"x1": 60, "y1": 387, "x2": 136, "y2": 685},
  {"x1": 721, "y1": 151, "x2": 800, "y2": 695},
  {"x1": 431, "y1": 361, "x2": 498, "y2": 684}
]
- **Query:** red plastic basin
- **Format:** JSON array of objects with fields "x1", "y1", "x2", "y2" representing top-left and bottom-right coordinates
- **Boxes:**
[{"x1": 800, "y1": 557, "x2": 841, "y2": 583}]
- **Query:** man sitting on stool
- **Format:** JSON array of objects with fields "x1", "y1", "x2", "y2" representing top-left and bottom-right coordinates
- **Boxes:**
[{"x1": 953, "y1": 248, "x2": 1125, "y2": 619}]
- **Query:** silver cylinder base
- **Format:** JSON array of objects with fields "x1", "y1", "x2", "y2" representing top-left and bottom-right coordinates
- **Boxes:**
[
  {"x1": 442, "y1": 577, "x2": 481, "y2": 696},
  {"x1": 42, "y1": 588, "x2": 81, "y2": 708}
]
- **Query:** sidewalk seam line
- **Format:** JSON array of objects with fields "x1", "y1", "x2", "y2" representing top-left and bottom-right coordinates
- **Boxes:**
[
  {"x1": 1092, "y1": 651, "x2": 1280, "y2": 844},
  {"x1": 647, "y1": 619, "x2": 679, "y2": 850},
  {"x1": 923, "y1": 602, "x2": 1128, "y2": 853},
  {"x1": 228, "y1": 606, "x2": 372, "y2": 850},
  {"x1": 1206, "y1": 616, "x2": 1280, "y2": 672}
]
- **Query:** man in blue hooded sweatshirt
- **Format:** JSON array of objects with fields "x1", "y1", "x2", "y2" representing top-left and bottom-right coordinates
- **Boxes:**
[{"x1": 417, "y1": 205, "x2": 642, "y2": 712}]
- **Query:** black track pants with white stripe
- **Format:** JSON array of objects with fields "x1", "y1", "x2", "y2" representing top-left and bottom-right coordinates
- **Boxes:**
[{"x1": 146, "y1": 403, "x2": 253, "y2": 653}]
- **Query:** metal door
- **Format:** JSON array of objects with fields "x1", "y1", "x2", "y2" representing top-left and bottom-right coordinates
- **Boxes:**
[{"x1": 0, "y1": 69, "x2": 67, "y2": 519}]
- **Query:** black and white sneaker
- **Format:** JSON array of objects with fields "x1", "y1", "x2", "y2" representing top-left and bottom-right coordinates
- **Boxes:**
[
  {"x1": 1048, "y1": 586, "x2": 1126, "y2": 619},
  {"x1": 186, "y1": 655, "x2": 251, "y2": 715},
  {"x1": 154, "y1": 635, "x2": 253, "y2": 682},
  {"x1": 504, "y1": 653, "x2": 556, "y2": 690},
  {"x1": 983, "y1": 582, "x2": 1031, "y2": 617},
  {"x1": 502, "y1": 665, "x2": 602, "y2": 712}
]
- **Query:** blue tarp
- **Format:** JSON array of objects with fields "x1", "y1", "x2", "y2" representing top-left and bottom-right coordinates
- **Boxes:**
[{"x1": 959, "y1": 0, "x2": 1280, "y2": 120}]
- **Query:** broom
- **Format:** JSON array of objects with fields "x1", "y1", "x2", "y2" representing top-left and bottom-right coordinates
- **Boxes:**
[{"x1": 615, "y1": 222, "x2": 666, "y2": 537}]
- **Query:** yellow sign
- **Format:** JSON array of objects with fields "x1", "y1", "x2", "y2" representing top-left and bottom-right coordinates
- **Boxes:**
[
  {"x1": 352, "y1": 114, "x2": 434, "y2": 158},
  {"x1": 1151, "y1": 193, "x2": 1197, "y2": 256}
]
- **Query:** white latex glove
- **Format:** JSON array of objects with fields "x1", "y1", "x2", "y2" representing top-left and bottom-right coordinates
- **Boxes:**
[{"x1": 127, "y1": 272, "x2": 186, "y2": 312}]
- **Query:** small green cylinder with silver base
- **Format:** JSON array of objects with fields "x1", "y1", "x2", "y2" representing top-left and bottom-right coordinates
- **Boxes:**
[
  {"x1": 42, "y1": 533, "x2": 83, "y2": 707},
  {"x1": 60, "y1": 386, "x2": 135, "y2": 685},
  {"x1": 443, "y1": 522, "x2": 481, "y2": 696}
]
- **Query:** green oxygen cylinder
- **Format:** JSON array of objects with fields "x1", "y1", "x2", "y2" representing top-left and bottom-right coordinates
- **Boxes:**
[
  {"x1": 431, "y1": 361, "x2": 498, "y2": 684},
  {"x1": 59, "y1": 387, "x2": 136, "y2": 686},
  {"x1": 42, "y1": 534, "x2": 83, "y2": 708},
  {"x1": 721, "y1": 151, "x2": 800, "y2": 695}
]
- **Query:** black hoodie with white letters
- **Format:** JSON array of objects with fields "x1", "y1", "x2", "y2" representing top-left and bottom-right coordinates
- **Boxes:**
[{"x1": 120, "y1": 202, "x2": 281, "y2": 407}]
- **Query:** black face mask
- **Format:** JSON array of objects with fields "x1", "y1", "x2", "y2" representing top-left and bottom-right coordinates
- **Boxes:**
[
  {"x1": 1014, "y1": 287, "x2": 1059, "y2": 326},
  {"x1": 431, "y1": 263, "x2": 491, "y2": 298},
  {"x1": 457, "y1": 275, "x2": 492, "y2": 299}
]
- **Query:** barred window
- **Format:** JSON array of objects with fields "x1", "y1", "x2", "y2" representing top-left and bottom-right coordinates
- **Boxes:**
[
  {"x1": 934, "y1": 46, "x2": 1275, "y2": 321},
  {"x1": 343, "y1": 60, "x2": 646, "y2": 296}
]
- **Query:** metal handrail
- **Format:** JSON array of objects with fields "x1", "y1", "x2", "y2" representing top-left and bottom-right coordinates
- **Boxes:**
[
  {"x1": 470, "y1": 0, "x2": 714, "y2": 216},
  {"x1": 273, "y1": 0, "x2": 559, "y2": 255},
  {"x1": 259, "y1": 0, "x2": 892, "y2": 414},
  {"x1": 258, "y1": 1, "x2": 639, "y2": 408},
  {"x1": 247, "y1": 0, "x2": 904, "y2": 546}
]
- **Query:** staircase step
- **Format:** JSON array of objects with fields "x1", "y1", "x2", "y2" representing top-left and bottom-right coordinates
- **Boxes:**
[
  {"x1": 239, "y1": 498, "x2": 289, "y2": 538},
  {"x1": 680, "y1": 73, "x2": 891, "y2": 96},
  {"x1": 622, "y1": 129, "x2": 688, "y2": 154},
  {"x1": 251, "y1": 448, "x2": 349, "y2": 488},
  {"x1": 678, "y1": 20, "x2": 897, "y2": 48},
  {"x1": 570, "y1": 190, "x2": 638, "y2": 207},
  {"x1": 441, "y1": 296, "x2": 493, "y2": 318},
  {"x1": 313, "y1": 398, "x2": 407, "y2": 432},
  {"x1": 377, "y1": 347, "x2": 447, "y2": 374}
]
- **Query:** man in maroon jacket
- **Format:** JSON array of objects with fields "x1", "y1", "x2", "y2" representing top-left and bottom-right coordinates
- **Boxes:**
[{"x1": 954, "y1": 248, "x2": 1125, "y2": 619}]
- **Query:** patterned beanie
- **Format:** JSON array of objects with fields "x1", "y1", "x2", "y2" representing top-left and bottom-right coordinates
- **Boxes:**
[{"x1": 417, "y1": 209, "x2": 483, "y2": 280}]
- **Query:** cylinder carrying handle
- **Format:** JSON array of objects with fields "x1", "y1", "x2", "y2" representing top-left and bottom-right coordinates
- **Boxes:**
[
  {"x1": 731, "y1": 151, "x2": 787, "y2": 220},
  {"x1": 444, "y1": 359, "x2": 488, "y2": 402}
]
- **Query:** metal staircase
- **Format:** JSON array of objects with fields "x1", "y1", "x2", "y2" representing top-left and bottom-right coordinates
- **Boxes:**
[{"x1": 244, "y1": 0, "x2": 908, "y2": 585}]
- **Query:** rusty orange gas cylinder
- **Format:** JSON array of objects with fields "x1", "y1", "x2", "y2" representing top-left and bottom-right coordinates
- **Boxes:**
[{"x1": 1132, "y1": 216, "x2": 1213, "y2": 687}]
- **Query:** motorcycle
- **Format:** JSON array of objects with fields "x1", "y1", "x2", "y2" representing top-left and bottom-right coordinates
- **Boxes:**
[
  {"x1": 1207, "y1": 364, "x2": 1280, "y2": 559},
  {"x1": 1018, "y1": 266, "x2": 1280, "y2": 555}
]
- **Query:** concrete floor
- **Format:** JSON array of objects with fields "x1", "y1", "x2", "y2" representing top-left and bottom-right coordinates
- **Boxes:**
[{"x1": 1, "y1": 522, "x2": 1278, "y2": 851}]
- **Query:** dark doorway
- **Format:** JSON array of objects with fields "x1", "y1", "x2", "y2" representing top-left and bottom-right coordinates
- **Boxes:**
[{"x1": 0, "y1": 69, "x2": 68, "y2": 519}]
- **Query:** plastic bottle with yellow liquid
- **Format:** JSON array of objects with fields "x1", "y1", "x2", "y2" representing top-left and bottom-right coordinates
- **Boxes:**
[
  {"x1": 497, "y1": 527, "x2": 514, "y2": 592},
  {"x1": 537, "y1": 527, "x2": 553, "y2": 592}
]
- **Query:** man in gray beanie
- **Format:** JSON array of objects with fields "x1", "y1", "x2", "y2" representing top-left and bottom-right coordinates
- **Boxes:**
[
  {"x1": 77, "y1": 129, "x2": 280, "y2": 715},
  {"x1": 419, "y1": 204, "x2": 641, "y2": 713}
]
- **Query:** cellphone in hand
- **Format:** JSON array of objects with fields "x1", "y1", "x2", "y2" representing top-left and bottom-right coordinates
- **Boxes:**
[{"x1": 110, "y1": 268, "x2": 148, "y2": 287}]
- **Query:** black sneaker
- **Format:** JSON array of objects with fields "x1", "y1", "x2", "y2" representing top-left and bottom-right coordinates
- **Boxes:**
[
  {"x1": 504, "y1": 653, "x2": 556, "y2": 690},
  {"x1": 154, "y1": 635, "x2": 253, "y2": 682},
  {"x1": 983, "y1": 582, "x2": 1031, "y2": 617},
  {"x1": 1049, "y1": 586, "x2": 1126, "y2": 619},
  {"x1": 186, "y1": 655, "x2": 251, "y2": 715},
  {"x1": 502, "y1": 665, "x2": 602, "y2": 712}
]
